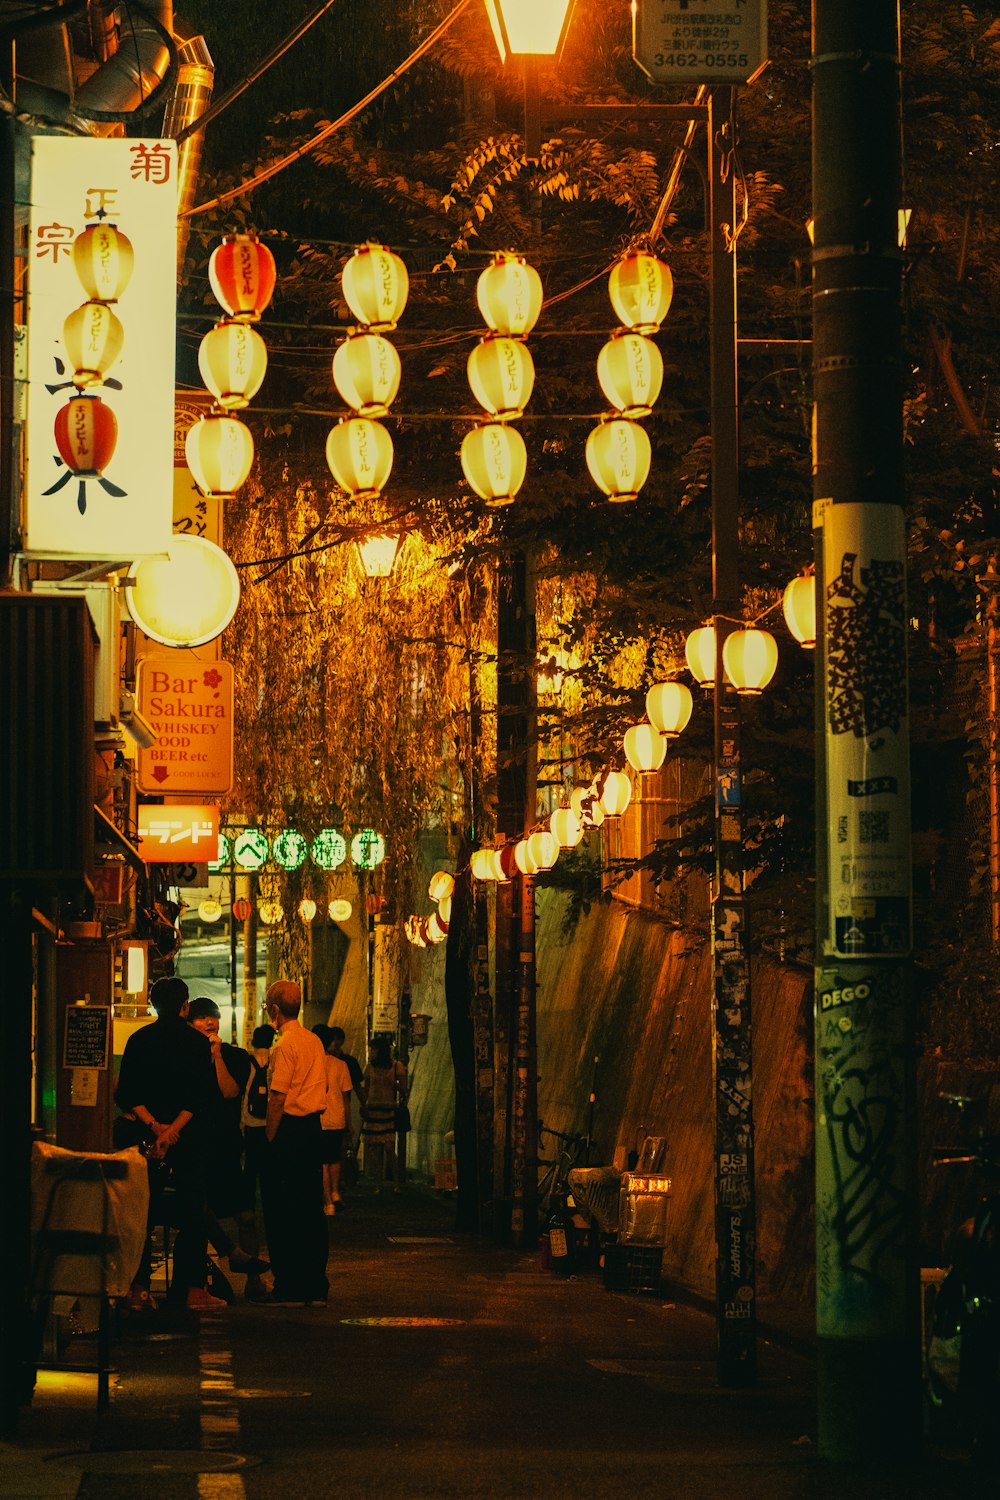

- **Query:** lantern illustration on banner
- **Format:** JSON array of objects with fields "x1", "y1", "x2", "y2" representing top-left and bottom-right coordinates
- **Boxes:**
[
  {"x1": 73, "y1": 222, "x2": 134, "y2": 303},
  {"x1": 341, "y1": 243, "x2": 410, "y2": 332},
  {"x1": 198, "y1": 320, "x2": 268, "y2": 410},
  {"x1": 209, "y1": 233, "x2": 276, "y2": 323},
  {"x1": 325, "y1": 417, "x2": 393, "y2": 499},
  {"x1": 48, "y1": 395, "x2": 124, "y2": 514},
  {"x1": 62, "y1": 302, "x2": 124, "y2": 388}
]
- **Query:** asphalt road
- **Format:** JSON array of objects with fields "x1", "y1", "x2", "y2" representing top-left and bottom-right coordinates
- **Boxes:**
[{"x1": 5, "y1": 1184, "x2": 984, "y2": 1500}]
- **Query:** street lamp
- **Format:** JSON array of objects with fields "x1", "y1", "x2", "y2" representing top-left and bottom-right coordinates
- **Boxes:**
[
  {"x1": 356, "y1": 533, "x2": 404, "y2": 578},
  {"x1": 484, "y1": 0, "x2": 574, "y2": 61}
]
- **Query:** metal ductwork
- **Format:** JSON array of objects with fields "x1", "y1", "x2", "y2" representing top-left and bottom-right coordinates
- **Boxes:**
[
  {"x1": 73, "y1": 1, "x2": 175, "y2": 119},
  {"x1": 161, "y1": 21, "x2": 215, "y2": 272}
]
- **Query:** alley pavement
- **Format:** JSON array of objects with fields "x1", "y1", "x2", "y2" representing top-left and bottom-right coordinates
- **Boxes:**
[{"x1": 2, "y1": 1183, "x2": 983, "y2": 1500}]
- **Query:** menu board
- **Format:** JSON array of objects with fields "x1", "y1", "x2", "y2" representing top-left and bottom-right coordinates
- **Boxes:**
[{"x1": 63, "y1": 1006, "x2": 111, "y2": 1070}]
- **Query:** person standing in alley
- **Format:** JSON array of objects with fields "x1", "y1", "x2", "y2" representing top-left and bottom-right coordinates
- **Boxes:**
[
  {"x1": 329, "y1": 1026, "x2": 363, "y2": 1193},
  {"x1": 254, "y1": 980, "x2": 329, "y2": 1306},
  {"x1": 361, "y1": 1034, "x2": 408, "y2": 1192},
  {"x1": 312, "y1": 1025, "x2": 354, "y2": 1215}
]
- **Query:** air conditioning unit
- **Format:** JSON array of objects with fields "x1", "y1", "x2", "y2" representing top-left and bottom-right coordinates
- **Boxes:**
[{"x1": 30, "y1": 581, "x2": 122, "y2": 726}]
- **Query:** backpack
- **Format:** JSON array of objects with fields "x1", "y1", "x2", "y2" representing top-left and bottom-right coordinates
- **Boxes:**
[{"x1": 245, "y1": 1057, "x2": 268, "y2": 1120}]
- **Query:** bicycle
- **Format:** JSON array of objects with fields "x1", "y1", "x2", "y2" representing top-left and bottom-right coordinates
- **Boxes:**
[{"x1": 536, "y1": 1120, "x2": 592, "y2": 1221}]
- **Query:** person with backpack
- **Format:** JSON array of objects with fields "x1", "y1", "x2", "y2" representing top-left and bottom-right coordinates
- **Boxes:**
[{"x1": 238, "y1": 1022, "x2": 275, "y2": 1300}]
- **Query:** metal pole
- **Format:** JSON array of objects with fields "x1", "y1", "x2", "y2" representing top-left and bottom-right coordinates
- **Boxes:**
[
  {"x1": 228, "y1": 862, "x2": 238, "y2": 1042},
  {"x1": 980, "y1": 559, "x2": 1000, "y2": 948},
  {"x1": 708, "y1": 85, "x2": 757, "y2": 1389},
  {"x1": 812, "y1": 0, "x2": 920, "y2": 1461}
]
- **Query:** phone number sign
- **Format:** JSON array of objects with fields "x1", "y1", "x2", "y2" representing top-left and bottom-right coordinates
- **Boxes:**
[{"x1": 633, "y1": 0, "x2": 767, "y2": 84}]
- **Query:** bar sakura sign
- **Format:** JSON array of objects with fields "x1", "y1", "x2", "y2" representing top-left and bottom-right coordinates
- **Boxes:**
[
  {"x1": 135, "y1": 656, "x2": 234, "y2": 796},
  {"x1": 138, "y1": 805, "x2": 220, "y2": 865},
  {"x1": 24, "y1": 136, "x2": 177, "y2": 558}
]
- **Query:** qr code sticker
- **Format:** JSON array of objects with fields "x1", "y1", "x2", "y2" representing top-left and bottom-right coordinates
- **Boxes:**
[{"x1": 858, "y1": 811, "x2": 890, "y2": 844}]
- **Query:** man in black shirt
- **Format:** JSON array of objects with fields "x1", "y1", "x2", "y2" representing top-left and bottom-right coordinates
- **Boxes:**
[{"x1": 115, "y1": 975, "x2": 223, "y2": 1311}]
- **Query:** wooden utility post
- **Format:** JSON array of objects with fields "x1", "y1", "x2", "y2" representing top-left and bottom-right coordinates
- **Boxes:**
[{"x1": 812, "y1": 0, "x2": 920, "y2": 1461}]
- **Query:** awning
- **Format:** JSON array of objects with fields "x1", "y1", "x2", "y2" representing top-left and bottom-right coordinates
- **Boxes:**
[{"x1": 94, "y1": 806, "x2": 146, "y2": 876}]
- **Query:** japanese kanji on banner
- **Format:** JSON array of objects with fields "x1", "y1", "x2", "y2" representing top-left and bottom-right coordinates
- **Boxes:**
[
  {"x1": 24, "y1": 136, "x2": 178, "y2": 558},
  {"x1": 138, "y1": 804, "x2": 219, "y2": 864},
  {"x1": 174, "y1": 392, "x2": 221, "y2": 545}
]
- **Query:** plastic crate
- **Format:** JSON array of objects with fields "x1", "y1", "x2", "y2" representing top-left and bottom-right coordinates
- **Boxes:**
[{"x1": 602, "y1": 1243, "x2": 664, "y2": 1296}]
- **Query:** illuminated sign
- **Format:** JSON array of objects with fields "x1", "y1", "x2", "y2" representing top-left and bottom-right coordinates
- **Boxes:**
[
  {"x1": 311, "y1": 829, "x2": 347, "y2": 870},
  {"x1": 351, "y1": 828, "x2": 385, "y2": 870},
  {"x1": 137, "y1": 804, "x2": 219, "y2": 863},
  {"x1": 273, "y1": 829, "x2": 308, "y2": 870},
  {"x1": 136, "y1": 656, "x2": 234, "y2": 796},
  {"x1": 25, "y1": 137, "x2": 177, "y2": 558},
  {"x1": 234, "y1": 829, "x2": 269, "y2": 869}
]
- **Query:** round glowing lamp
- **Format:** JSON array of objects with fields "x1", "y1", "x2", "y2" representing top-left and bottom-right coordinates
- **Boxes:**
[
  {"x1": 608, "y1": 251, "x2": 673, "y2": 335},
  {"x1": 311, "y1": 829, "x2": 347, "y2": 870},
  {"x1": 63, "y1": 302, "x2": 124, "y2": 387},
  {"x1": 646, "y1": 681, "x2": 693, "y2": 738},
  {"x1": 233, "y1": 830, "x2": 269, "y2": 870},
  {"x1": 73, "y1": 222, "x2": 134, "y2": 302},
  {"x1": 272, "y1": 829, "x2": 308, "y2": 870},
  {"x1": 467, "y1": 337, "x2": 535, "y2": 420},
  {"x1": 722, "y1": 628, "x2": 779, "y2": 696},
  {"x1": 586, "y1": 418, "x2": 651, "y2": 502},
  {"x1": 209, "y1": 233, "x2": 276, "y2": 323},
  {"x1": 596, "y1": 769, "x2": 633, "y2": 818},
  {"x1": 329, "y1": 898, "x2": 354, "y2": 922},
  {"x1": 513, "y1": 839, "x2": 539, "y2": 875},
  {"x1": 461, "y1": 423, "x2": 527, "y2": 507},
  {"x1": 426, "y1": 911, "x2": 447, "y2": 944},
  {"x1": 623, "y1": 723, "x2": 667, "y2": 775},
  {"x1": 549, "y1": 807, "x2": 583, "y2": 849},
  {"x1": 332, "y1": 331, "x2": 401, "y2": 415},
  {"x1": 325, "y1": 418, "x2": 393, "y2": 499},
  {"x1": 783, "y1": 574, "x2": 817, "y2": 649},
  {"x1": 356, "y1": 533, "x2": 403, "y2": 578},
  {"x1": 54, "y1": 394, "x2": 117, "y2": 476},
  {"x1": 429, "y1": 870, "x2": 455, "y2": 904},
  {"x1": 685, "y1": 625, "x2": 717, "y2": 688},
  {"x1": 596, "y1": 332, "x2": 663, "y2": 417},
  {"x1": 438, "y1": 894, "x2": 453, "y2": 924},
  {"x1": 298, "y1": 898, "x2": 317, "y2": 923},
  {"x1": 471, "y1": 849, "x2": 495, "y2": 881},
  {"x1": 490, "y1": 848, "x2": 512, "y2": 883},
  {"x1": 258, "y1": 901, "x2": 284, "y2": 926},
  {"x1": 342, "y1": 243, "x2": 409, "y2": 332},
  {"x1": 351, "y1": 828, "x2": 385, "y2": 869},
  {"x1": 198, "y1": 320, "x2": 268, "y2": 410},
  {"x1": 570, "y1": 786, "x2": 605, "y2": 829},
  {"x1": 125, "y1": 535, "x2": 240, "y2": 648},
  {"x1": 527, "y1": 830, "x2": 559, "y2": 869},
  {"x1": 476, "y1": 251, "x2": 543, "y2": 337},
  {"x1": 198, "y1": 897, "x2": 222, "y2": 923},
  {"x1": 185, "y1": 413, "x2": 254, "y2": 496}
]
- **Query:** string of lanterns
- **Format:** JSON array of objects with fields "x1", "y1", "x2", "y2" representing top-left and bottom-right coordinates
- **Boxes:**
[
  {"x1": 460, "y1": 249, "x2": 542, "y2": 508},
  {"x1": 585, "y1": 248, "x2": 672, "y2": 504},
  {"x1": 196, "y1": 825, "x2": 384, "y2": 931},
  {"x1": 326, "y1": 242, "x2": 409, "y2": 575}
]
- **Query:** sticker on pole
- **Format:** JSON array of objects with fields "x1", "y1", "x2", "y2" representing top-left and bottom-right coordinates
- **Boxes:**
[
  {"x1": 820, "y1": 503, "x2": 912, "y2": 960},
  {"x1": 632, "y1": 0, "x2": 767, "y2": 85}
]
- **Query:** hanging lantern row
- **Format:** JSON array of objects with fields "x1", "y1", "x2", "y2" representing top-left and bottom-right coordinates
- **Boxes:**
[
  {"x1": 461, "y1": 251, "x2": 541, "y2": 509},
  {"x1": 586, "y1": 249, "x2": 673, "y2": 505},
  {"x1": 208, "y1": 826, "x2": 385, "y2": 873},
  {"x1": 185, "y1": 233, "x2": 278, "y2": 499},
  {"x1": 198, "y1": 896, "x2": 353, "y2": 926},
  {"x1": 684, "y1": 622, "x2": 779, "y2": 696}
]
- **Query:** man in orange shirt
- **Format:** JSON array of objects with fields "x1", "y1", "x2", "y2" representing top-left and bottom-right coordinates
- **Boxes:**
[{"x1": 252, "y1": 980, "x2": 329, "y2": 1307}]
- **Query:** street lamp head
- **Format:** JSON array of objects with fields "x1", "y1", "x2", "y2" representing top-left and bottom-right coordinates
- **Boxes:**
[
  {"x1": 355, "y1": 533, "x2": 404, "y2": 578},
  {"x1": 484, "y1": 0, "x2": 575, "y2": 61}
]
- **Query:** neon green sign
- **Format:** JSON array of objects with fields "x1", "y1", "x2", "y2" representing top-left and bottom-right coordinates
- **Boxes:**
[
  {"x1": 351, "y1": 828, "x2": 385, "y2": 870},
  {"x1": 208, "y1": 832, "x2": 230, "y2": 871},
  {"x1": 234, "y1": 829, "x2": 269, "y2": 870},
  {"x1": 311, "y1": 828, "x2": 347, "y2": 870},
  {"x1": 272, "y1": 829, "x2": 308, "y2": 871}
]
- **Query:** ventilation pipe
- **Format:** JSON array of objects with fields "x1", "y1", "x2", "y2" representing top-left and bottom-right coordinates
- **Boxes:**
[
  {"x1": 161, "y1": 21, "x2": 214, "y2": 273},
  {"x1": 73, "y1": 1, "x2": 176, "y2": 119}
]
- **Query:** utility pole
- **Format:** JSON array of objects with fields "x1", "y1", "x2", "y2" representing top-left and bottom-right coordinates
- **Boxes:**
[
  {"x1": 812, "y1": 0, "x2": 920, "y2": 1461},
  {"x1": 708, "y1": 84, "x2": 757, "y2": 1388}
]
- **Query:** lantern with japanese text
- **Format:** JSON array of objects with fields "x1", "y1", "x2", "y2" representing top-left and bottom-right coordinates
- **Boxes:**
[
  {"x1": 54, "y1": 394, "x2": 118, "y2": 477},
  {"x1": 646, "y1": 680, "x2": 694, "y2": 738},
  {"x1": 722, "y1": 628, "x2": 779, "y2": 696},
  {"x1": 185, "y1": 414, "x2": 254, "y2": 497},
  {"x1": 467, "y1": 337, "x2": 535, "y2": 420},
  {"x1": 341, "y1": 243, "x2": 409, "y2": 332},
  {"x1": 596, "y1": 331, "x2": 663, "y2": 417},
  {"x1": 476, "y1": 251, "x2": 543, "y2": 338},
  {"x1": 209, "y1": 233, "x2": 276, "y2": 323},
  {"x1": 623, "y1": 723, "x2": 667, "y2": 775},
  {"x1": 608, "y1": 250, "x2": 673, "y2": 335},
  {"x1": 586, "y1": 417, "x2": 651, "y2": 503},
  {"x1": 461, "y1": 422, "x2": 527, "y2": 506},
  {"x1": 325, "y1": 417, "x2": 394, "y2": 499},
  {"x1": 332, "y1": 331, "x2": 402, "y2": 416},
  {"x1": 62, "y1": 302, "x2": 124, "y2": 388},
  {"x1": 73, "y1": 222, "x2": 134, "y2": 303},
  {"x1": 198, "y1": 320, "x2": 268, "y2": 410}
]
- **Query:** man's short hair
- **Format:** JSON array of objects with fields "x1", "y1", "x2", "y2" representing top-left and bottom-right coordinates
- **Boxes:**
[
  {"x1": 329, "y1": 1026, "x2": 346, "y2": 1044},
  {"x1": 149, "y1": 975, "x2": 189, "y2": 1018},
  {"x1": 312, "y1": 1023, "x2": 333, "y2": 1051},
  {"x1": 266, "y1": 980, "x2": 301, "y2": 1020},
  {"x1": 187, "y1": 996, "x2": 221, "y2": 1022},
  {"x1": 252, "y1": 1023, "x2": 275, "y2": 1049}
]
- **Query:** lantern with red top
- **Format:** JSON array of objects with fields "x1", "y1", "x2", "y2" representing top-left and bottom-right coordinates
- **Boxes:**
[
  {"x1": 209, "y1": 233, "x2": 277, "y2": 323},
  {"x1": 50, "y1": 394, "x2": 123, "y2": 514}
]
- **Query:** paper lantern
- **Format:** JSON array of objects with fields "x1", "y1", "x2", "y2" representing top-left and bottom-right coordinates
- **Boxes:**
[
  {"x1": 329, "y1": 898, "x2": 353, "y2": 922},
  {"x1": 272, "y1": 830, "x2": 308, "y2": 870},
  {"x1": 623, "y1": 723, "x2": 667, "y2": 774},
  {"x1": 233, "y1": 830, "x2": 269, "y2": 870},
  {"x1": 198, "y1": 320, "x2": 268, "y2": 410},
  {"x1": 332, "y1": 331, "x2": 401, "y2": 415},
  {"x1": 596, "y1": 769, "x2": 633, "y2": 818},
  {"x1": 54, "y1": 395, "x2": 117, "y2": 476},
  {"x1": 476, "y1": 251, "x2": 543, "y2": 337},
  {"x1": 438, "y1": 894, "x2": 453, "y2": 924},
  {"x1": 185, "y1": 414, "x2": 254, "y2": 496},
  {"x1": 685, "y1": 625, "x2": 717, "y2": 688},
  {"x1": 467, "y1": 337, "x2": 535, "y2": 420},
  {"x1": 429, "y1": 871, "x2": 455, "y2": 904},
  {"x1": 62, "y1": 302, "x2": 124, "y2": 388},
  {"x1": 311, "y1": 829, "x2": 347, "y2": 870},
  {"x1": 325, "y1": 417, "x2": 393, "y2": 498},
  {"x1": 125, "y1": 535, "x2": 240, "y2": 648},
  {"x1": 356, "y1": 533, "x2": 403, "y2": 578},
  {"x1": 608, "y1": 251, "x2": 673, "y2": 334},
  {"x1": 461, "y1": 423, "x2": 527, "y2": 506},
  {"x1": 258, "y1": 901, "x2": 284, "y2": 926},
  {"x1": 514, "y1": 839, "x2": 539, "y2": 875},
  {"x1": 298, "y1": 898, "x2": 317, "y2": 923},
  {"x1": 645, "y1": 681, "x2": 693, "y2": 738},
  {"x1": 491, "y1": 848, "x2": 513, "y2": 883},
  {"x1": 549, "y1": 807, "x2": 584, "y2": 849},
  {"x1": 722, "y1": 628, "x2": 779, "y2": 695},
  {"x1": 586, "y1": 418, "x2": 651, "y2": 502},
  {"x1": 783, "y1": 574, "x2": 817, "y2": 649},
  {"x1": 198, "y1": 898, "x2": 222, "y2": 923},
  {"x1": 596, "y1": 332, "x2": 663, "y2": 417},
  {"x1": 405, "y1": 914, "x2": 426, "y2": 946},
  {"x1": 209, "y1": 233, "x2": 276, "y2": 323},
  {"x1": 232, "y1": 897, "x2": 252, "y2": 922},
  {"x1": 426, "y1": 911, "x2": 447, "y2": 944},
  {"x1": 471, "y1": 849, "x2": 495, "y2": 881},
  {"x1": 342, "y1": 243, "x2": 409, "y2": 332},
  {"x1": 527, "y1": 830, "x2": 559, "y2": 870},
  {"x1": 570, "y1": 786, "x2": 605, "y2": 829},
  {"x1": 73, "y1": 222, "x2": 134, "y2": 302}
]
